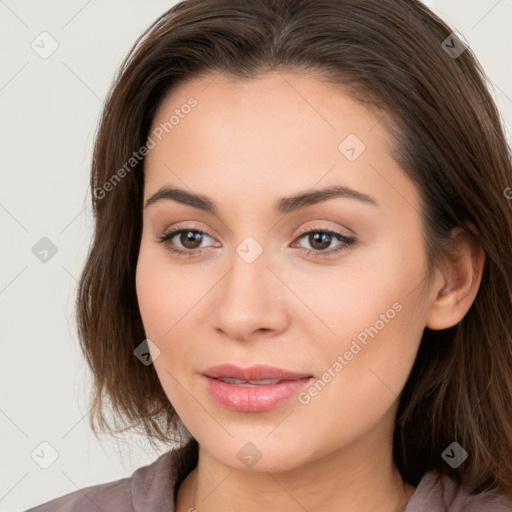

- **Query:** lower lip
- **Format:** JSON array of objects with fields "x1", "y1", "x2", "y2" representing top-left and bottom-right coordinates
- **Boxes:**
[{"x1": 203, "y1": 376, "x2": 313, "y2": 412}]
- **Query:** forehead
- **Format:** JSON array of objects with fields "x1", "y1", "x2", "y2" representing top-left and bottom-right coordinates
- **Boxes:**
[
  {"x1": 151, "y1": 71, "x2": 383, "y2": 145},
  {"x1": 143, "y1": 71, "x2": 420, "y2": 217}
]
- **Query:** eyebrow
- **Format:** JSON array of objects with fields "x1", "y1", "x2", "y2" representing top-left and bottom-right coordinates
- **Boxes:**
[{"x1": 144, "y1": 185, "x2": 378, "y2": 214}]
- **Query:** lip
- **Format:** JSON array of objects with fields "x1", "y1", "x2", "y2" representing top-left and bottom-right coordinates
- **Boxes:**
[
  {"x1": 202, "y1": 364, "x2": 313, "y2": 412},
  {"x1": 202, "y1": 364, "x2": 312, "y2": 381}
]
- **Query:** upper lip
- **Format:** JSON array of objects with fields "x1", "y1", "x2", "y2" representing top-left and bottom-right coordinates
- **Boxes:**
[{"x1": 202, "y1": 364, "x2": 312, "y2": 381}]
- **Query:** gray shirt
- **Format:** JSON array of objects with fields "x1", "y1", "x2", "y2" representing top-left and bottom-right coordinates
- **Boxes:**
[{"x1": 25, "y1": 447, "x2": 512, "y2": 511}]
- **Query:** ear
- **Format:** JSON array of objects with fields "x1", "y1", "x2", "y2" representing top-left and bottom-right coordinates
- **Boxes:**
[{"x1": 425, "y1": 221, "x2": 486, "y2": 330}]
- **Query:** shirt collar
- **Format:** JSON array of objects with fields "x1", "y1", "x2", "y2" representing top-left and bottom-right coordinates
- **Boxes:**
[{"x1": 130, "y1": 444, "x2": 190, "y2": 511}]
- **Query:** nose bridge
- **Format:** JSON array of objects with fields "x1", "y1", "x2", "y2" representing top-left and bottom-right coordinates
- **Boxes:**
[
  {"x1": 230, "y1": 237, "x2": 269, "y2": 300},
  {"x1": 209, "y1": 234, "x2": 289, "y2": 340}
]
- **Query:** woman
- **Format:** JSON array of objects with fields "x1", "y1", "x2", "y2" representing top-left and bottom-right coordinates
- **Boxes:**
[{"x1": 27, "y1": 0, "x2": 512, "y2": 510}]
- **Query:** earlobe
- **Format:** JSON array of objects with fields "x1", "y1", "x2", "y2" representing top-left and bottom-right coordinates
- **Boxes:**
[{"x1": 425, "y1": 224, "x2": 485, "y2": 331}]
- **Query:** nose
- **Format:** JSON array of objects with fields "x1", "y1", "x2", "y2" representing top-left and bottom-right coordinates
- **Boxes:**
[{"x1": 209, "y1": 245, "x2": 291, "y2": 342}]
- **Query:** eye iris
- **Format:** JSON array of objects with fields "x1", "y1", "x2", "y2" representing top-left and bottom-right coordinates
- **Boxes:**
[
  {"x1": 309, "y1": 232, "x2": 332, "y2": 250},
  {"x1": 180, "y1": 231, "x2": 203, "y2": 249}
]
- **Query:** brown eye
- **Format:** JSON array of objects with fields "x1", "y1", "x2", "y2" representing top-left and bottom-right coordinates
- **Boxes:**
[
  {"x1": 157, "y1": 228, "x2": 215, "y2": 256},
  {"x1": 293, "y1": 228, "x2": 356, "y2": 257},
  {"x1": 307, "y1": 232, "x2": 333, "y2": 251},
  {"x1": 179, "y1": 230, "x2": 204, "y2": 249}
]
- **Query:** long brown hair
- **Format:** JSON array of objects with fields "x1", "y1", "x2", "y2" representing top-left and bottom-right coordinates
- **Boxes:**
[{"x1": 76, "y1": 0, "x2": 512, "y2": 495}]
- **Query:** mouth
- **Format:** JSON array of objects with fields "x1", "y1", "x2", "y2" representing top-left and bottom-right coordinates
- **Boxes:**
[
  {"x1": 210, "y1": 377, "x2": 289, "y2": 387},
  {"x1": 202, "y1": 364, "x2": 313, "y2": 412}
]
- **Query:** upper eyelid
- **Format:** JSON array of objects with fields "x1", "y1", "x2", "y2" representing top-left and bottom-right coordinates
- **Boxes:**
[
  {"x1": 161, "y1": 222, "x2": 351, "y2": 237},
  {"x1": 295, "y1": 223, "x2": 353, "y2": 237}
]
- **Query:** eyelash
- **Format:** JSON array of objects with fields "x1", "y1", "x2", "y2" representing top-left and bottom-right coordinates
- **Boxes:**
[{"x1": 156, "y1": 225, "x2": 356, "y2": 259}]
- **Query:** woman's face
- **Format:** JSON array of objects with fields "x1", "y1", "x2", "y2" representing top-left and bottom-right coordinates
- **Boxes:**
[{"x1": 136, "y1": 71, "x2": 439, "y2": 472}]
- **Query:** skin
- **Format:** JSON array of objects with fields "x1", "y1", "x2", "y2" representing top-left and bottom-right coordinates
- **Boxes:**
[{"x1": 135, "y1": 71, "x2": 485, "y2": 512}]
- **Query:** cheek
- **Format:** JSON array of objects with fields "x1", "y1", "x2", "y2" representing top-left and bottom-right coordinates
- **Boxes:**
[
  {"x1": 135, "y1": 238, "x2": 184, "y2": 350},
  {"x1": 135, "y1": 250, "x2": 169, "y2": 338},
  {"x1": 291, "y1": 233, "x2": 426, "y2": 351},
  {"x1": 289, "y1": 234, "x2": 428, "y2": 420},
  {"x1": 292, "y1": 276, "x2": 425, "y2": 453},
  {"x1": 134, "y1": 238, "x2": 221, "y2": 404},
  {"x1": 135, "y1": 246, "x2": 198, "y2": 405},
  {"x1": 135, "y1": 238, "x2": 202, "y2": 338}
]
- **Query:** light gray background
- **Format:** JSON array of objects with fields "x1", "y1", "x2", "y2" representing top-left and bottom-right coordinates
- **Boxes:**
[{"x1": 1, "y1": 1, "x2": 511, "y2": 510}]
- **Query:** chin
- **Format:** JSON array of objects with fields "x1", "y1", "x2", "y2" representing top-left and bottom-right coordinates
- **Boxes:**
[{"x1": 199, "y1": 433, "x2": 316, "y2": 473}]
